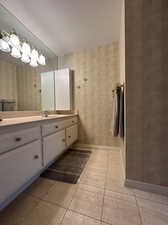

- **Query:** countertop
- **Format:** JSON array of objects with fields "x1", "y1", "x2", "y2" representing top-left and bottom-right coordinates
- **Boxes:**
[{"x1": 0, "y1": 114, "x2": 78, "y2": 128}]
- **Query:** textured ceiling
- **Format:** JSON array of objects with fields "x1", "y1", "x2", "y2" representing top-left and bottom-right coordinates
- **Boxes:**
[{"x1": 0, "y1": 0, "x2": 123, "y2": 55}]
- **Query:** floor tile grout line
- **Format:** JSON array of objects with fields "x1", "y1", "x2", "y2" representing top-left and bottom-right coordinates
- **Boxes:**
[
  {"x1": 25, "y1": 180, "x2": 56, "y2": 201},
  {"x1": 100, "y1": 154, "x2": 110, "y2": 223},
  {"x1": 59, "y1": 205, "x2": 68, "y2": 225},
  {"x1": 60, "y1": 178, "x2": 105, "y2": 224},
  {"x1": 65, "y1": 151, "x2": 108, "y2": 223},
  {"x1": 135, "y1": 195, "x2": 144, "y2": 225},
  {"x1": 24, "y1": 152, "x2": 122, "y2": 222},
  {"x1": 133, "y1": 194, "x2": 168, "y2": 206},
  {"x1": 68, "y1": 208, "x2": 102, "y2": 223}
]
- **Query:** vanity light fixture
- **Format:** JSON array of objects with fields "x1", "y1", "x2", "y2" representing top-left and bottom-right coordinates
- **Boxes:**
[
  {"x1": 22, "y1": 42, "x2": 31, "y2": 56},
  {"x1": 38, "y1": 54, "x2": 46, "y2": 65},
  {"x1": 9, "y1": 33, "x2": 21, "y2": 48},
  {"x1": 0, "y1": 32, "x2": 10, "y2": 52},
  {"x1": 21, "y1": 42, "x2": 31, "y2": 63},
  {"x1": 9, "y1": 32, "x2": 21, "y2": 58},
  {"x1": 11, "y1": 46, "x2": 21, "y2": 58},
  {"x1": 21, "y1": 53, "x2": 30, "y2": 63},
  {"x1": 0, "y1": 30, "x2": 46, "y2": 67},
  {"x1": 30, "y1": 48, "x2": 39, "y2": 67}
]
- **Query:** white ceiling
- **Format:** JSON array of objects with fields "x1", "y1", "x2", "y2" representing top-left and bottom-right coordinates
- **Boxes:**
[{"x1": 0, "y1": 0, "x2": 123, "y2": 56}]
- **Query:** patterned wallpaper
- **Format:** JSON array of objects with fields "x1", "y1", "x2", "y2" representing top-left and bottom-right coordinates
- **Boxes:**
[
  {"x1": 59, "y1": 42, "x2": 121, "y2": 147},
  {"x1": 126, "y1": 0, "x2": 168, "y2": 186},
  {"x1": 0, "y1": 58, "x2": 58, "y2": 111},
  {"x1": 17, "y1": 65, "x2": 43, "y2": 111},
  {"x1": 0, "y1": 61, "x2": 18, "y2": 110},
  {"x1": 17, "y1": 58, "x2": 58, "y2": 111}
]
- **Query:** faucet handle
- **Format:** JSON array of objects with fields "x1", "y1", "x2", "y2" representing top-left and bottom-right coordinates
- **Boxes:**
[{"x1": 42, "y1": 111, "x2": 48, "y2": 117}]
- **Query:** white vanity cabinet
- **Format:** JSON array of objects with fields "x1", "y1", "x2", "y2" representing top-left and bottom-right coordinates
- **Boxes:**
[
  {"x1": 41, "y1": 68, "x2": 73, "y2": 111},
  {"x1": 43, "y1": 130, "x2": 66, "y2": 166},
  {"x1": 66, "y1": 124, "x2": 78, "y2": 147},
  {"x1": 55, "y1": 68, "x2": 73, "y2": 110},
  {"x1": 41, "y1": 71, "x2": 55, "y2": 111},
  {"x1": 0, "y1": 140, "x2": 42, "y2": 205},
  {"x1": 0, "y1": 127, "x2": 41, "y2": 155},
  {"x1": 0, "y1": 115, "x2": 78, "y2": 210}
]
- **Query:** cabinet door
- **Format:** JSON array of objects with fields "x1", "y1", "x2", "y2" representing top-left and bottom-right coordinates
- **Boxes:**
[
  {"x1": 41, "y1": 71, "x2": 55, "y2": 111},
  {"x1": 66, "y1": 124, "x2": 78, "y2": 147},
  {"x1": 55, "y1": 69, "x2": 72, "y2": 110},
  {"x1": 43, "y1": 130, "x2": 66, "y2": 166},
  {"x1": 0, "y1": 140, "x2": 42, "y2": 205}
]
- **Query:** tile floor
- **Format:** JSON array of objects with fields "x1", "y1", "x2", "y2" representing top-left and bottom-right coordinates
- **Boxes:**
[{"x1": 0, "y1": 149, "x2": 168, "y2": 225}]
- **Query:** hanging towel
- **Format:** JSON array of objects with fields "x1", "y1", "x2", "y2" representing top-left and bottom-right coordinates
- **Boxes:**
[
  {"x1": 112, "y1": 87, "x2": 121, "y2": 136},
  {"x1": 119, "y1": 88, "x2": 124, "y2": 137}
]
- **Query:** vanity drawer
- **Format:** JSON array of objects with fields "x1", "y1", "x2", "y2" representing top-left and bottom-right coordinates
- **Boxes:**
[
  {"x1": 64, "y1": 117, "x2": 78, "y2": 127},
  {"x1": 42, "y1": 120, "x2": 66, "y2": 136},
  {"x1": 42, "y1": 116, "x2": 78, "y2": 136},
  {"x1": 0, "y1": 127, "x2": 41, "y2": 155}
]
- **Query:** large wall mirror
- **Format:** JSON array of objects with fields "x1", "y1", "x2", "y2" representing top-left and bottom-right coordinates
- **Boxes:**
[{"x1": 0, "y1": 3, "x2": 58, "y2": 112}]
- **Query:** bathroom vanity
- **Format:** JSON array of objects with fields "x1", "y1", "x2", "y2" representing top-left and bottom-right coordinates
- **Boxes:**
[
  {"x1": 0, "y1": 114, "x2": 78, "y2": 210},
  {"x1": 0, "y1": 4, "x2": 79, "y2": 211}
]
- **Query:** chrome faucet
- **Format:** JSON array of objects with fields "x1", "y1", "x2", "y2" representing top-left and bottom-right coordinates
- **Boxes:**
[{"x1": 41, "y1": 111, "x2": 49, "y2": 118}]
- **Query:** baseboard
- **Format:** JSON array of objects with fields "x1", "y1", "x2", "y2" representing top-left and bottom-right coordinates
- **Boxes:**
[
  {"x1": 72, "y1": 143, "x2": 120, "y2": 152},
  {"x1": 125, "y1": 179, "x2": 168, "y2": 196},
  {"x1": 120, "y1": 145, "x2": 126, "y2": 180}
]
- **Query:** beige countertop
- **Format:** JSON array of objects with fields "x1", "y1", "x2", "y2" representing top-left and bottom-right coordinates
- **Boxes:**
[{"x1": 0, "y1": 114, "x2": 77, "y2": 128}]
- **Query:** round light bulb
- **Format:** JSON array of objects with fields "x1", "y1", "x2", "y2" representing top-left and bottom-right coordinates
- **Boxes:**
[
  {"x1": 22, "y1": 42, "x2": 31, "y2": 56},
  {"x1": 30, "y1": 58, "x2": 38, "y2": 67},
  {"x1": 21, "y1": 53, "x2": 30, "y2": 63},
  {"x1": 31, "y1": 49, "x2": 39, "y2": 61},
  {"x1": 10, "y1": 33, "x2": 20, "y2": 46},
  {"x1": 38, "y1": 54, "x2": 46, "y2": 65},
  {"x1": 0, "y1": 39, "x2": 10, "y2": 52},
  {"x1": 11, "y1": 46, "x2": 21, "y2": 58}
]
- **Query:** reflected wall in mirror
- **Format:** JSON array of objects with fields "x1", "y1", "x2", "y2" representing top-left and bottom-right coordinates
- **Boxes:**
[{"x1": 0, "y1": 3, "x2": 58, "y2": 112}]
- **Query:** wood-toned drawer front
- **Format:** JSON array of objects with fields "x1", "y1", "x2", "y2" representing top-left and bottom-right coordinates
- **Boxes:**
[
  {"x1": 42, "y1": 116, "x2": 78, "y2": 136},
  {"x1": 0, "y1": 127, "x2": 41, "y2": 155}
]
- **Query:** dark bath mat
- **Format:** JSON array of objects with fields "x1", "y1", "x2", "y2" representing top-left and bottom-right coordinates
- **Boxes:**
[{"x1": 41, "y1": 149, "x2": 91, "y2": 184}]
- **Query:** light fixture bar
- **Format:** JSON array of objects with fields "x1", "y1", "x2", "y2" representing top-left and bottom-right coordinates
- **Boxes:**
[{"x1": 0, "y1": 30, "x2": 46, "y2": 67}]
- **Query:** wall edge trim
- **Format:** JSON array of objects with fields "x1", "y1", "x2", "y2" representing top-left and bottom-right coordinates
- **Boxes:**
[
  {"x1": 72, "y1": 143, "x2": 120, "y2": 151},
  {"x1": 125, "y1": 179, "x2": 168, "y2": 196}
]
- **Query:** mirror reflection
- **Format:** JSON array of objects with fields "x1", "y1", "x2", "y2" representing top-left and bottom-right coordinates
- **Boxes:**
[{"x1": 0, "y1": 4, "x2": 58, "y2": 111}]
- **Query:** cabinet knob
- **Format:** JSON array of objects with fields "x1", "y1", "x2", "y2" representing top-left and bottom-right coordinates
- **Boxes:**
[
  {"x1": 55, "y1": 125, "x2": 59, "y2": 129},
  {"x1": 72, "y1": 120, "x2": 74, "y2": 123},
  {"x1": 68, "y1": 135, "x2": 71, "y2": 138},
  {"x1": 62, "y1": 138, "x2": 65, "y2": 142},
  {"x1": 15, "y1": 137, "x2": 22, "y2": 142},
  {"x1": 34, "y1": 155, "x2": 39, "y2": 159}
]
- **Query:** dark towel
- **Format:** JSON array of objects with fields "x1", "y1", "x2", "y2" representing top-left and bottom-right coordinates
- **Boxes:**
[
  {"x1": 112, "y1": 87, "x2": 121, "y2": 137},
  {"x1": 119, "y1": 88, "x2": 124, "y2": 137}
]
